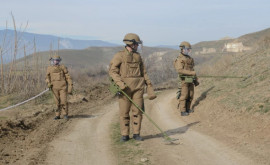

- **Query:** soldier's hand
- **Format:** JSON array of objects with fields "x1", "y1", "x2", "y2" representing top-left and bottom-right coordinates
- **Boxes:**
[
  {"x1": 120, "y1": 83, "x2": 128, "y2": 90},
  {"x1": 68, "y1": 85, "x2": 73, "y2": 94},
  {"x1": 48, "y1": 83, "x2": 53, "y2": 90},
  {"x1": 147, "y1": 84, "x2": 157, "y2": 100}
]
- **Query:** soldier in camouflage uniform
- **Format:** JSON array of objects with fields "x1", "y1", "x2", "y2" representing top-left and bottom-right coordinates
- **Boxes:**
[
  {"x1": 174, "y1": 41, "x2": 199, "y2": 116},
  {"x1": 109, "y1": 33, "x2": 156, "y2": 142},
  {"x1": 46, "y1": 55, "x2": 73, "y2": 120}
]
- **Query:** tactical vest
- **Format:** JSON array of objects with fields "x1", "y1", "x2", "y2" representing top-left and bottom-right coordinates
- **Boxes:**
[
  {"x1": 179, "y1": 54, "x2": 194, "y2": 73},
  {"x1": 119, "y1": 51, "x2": 143, "y2": 78},
  {"x1": 49, "y1": 65, "x2": 66, "y2": 82}
]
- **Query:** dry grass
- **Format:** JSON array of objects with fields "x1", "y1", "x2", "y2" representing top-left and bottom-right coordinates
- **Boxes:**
[
  {"x1": 0, "y1": 15, "x2": 110, "y2": 108},
  {"x1": 0, "y1": 15, "x2": 46, "y2": 102},
  {"x1": 195, "y1": 41, "x2": 270, "y2": 114}
]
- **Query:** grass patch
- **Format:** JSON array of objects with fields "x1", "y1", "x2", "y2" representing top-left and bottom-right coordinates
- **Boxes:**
[
  {"x1": 34, "y1": 91, "x2": 54, "y2": 105},
  {"x1": 246, "y1": 106, "x2": 253, "y2": 112},
  {"x1": 0, "y1": 116, "x2": 8, "y2": 120},
  {"x1": 0, "y1": 94, "x2": 16, "y2": 109},
  {"x1": 258, "y1": 103, "x2": 270, "y2": 113},
  {"x1": 111, "y1": 122, "x2": 150, "y2": 165},
  {"x1": 0, "y1": 90, "x2": 54, "y2": 110},
  {"x1": 237, "y1": 81, "x2": 252, "y2": 89},
  {"x1": 259, "y1": 75, "x2": 267, "y2": 81}
]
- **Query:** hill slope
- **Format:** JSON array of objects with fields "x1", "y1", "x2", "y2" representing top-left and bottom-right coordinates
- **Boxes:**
[{"x1": 192, "y1": 27, "x2": 270, "y2": 55}]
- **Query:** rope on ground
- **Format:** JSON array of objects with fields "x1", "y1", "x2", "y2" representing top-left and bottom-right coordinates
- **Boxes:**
[{"x1": 0, "y1": 88, "x2": 50, "y2": 112}]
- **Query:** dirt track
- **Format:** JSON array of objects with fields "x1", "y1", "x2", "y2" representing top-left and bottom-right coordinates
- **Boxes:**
[
  {"x1": 45, "y1": 102, "x2": 117, "y2": 165},
  {"x1": 140, "y1": 91, "x2": 255, "y2": 165},
  {"x1": 43, "y1": 90, "x2": 266, "y2": 165}
]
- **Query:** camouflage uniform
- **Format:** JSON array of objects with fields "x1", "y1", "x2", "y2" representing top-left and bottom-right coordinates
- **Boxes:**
[
  {"x1": 45, "y1": 55, "x2": 73, "y2": 119},
  {"x1": 174, "y1": 41, "x2": 199, "y2": 116},
  {"x1": 109, "y1": 33, "x2": 156, "y2": 141}
]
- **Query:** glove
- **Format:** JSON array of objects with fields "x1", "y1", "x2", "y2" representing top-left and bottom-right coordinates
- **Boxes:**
[
  {"x1": 146, "y1": 85, "x2": 157, "y2": 100},
  {"x1": 119, "y1": 82, "x2": 128, "y2": 90},
  {"x1": 193, "y1": 77, "x2": 199, "y2": 86},
  {"x1": 48, "y1": 83, "x2": 53, "y2": 90},
  {"x1": 68, "y1": 85, "x2": 73, "y2": 94}
]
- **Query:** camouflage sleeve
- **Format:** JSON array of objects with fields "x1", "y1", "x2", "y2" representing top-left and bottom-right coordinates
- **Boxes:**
[
  {"x1": 174, "y1": 58, "x2": 196, "y2": 76},
  {"x1": 141, "y1": 61, "x2": 152, "y2": 86},
  {"x1": 108, "y1": 53, "x2": 126, "y2": 89},
  {"x1": 62, "y1": 66, "x2": 73, "y2": 86},
  {"x1": 45, "y1": 67, "x2": 51, "y2": 84}
]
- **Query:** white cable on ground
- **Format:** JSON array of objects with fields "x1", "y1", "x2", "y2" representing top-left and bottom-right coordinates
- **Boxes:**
[{"x1": 0, "y1": 88, "x2": 50, "y2": 112}]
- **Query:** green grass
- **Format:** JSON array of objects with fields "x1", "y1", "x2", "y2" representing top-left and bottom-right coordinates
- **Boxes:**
[
  {"x1": 0, "y1": 94, "x2": 16, "y2": 109},
  {"x1": 0, "y1": 116, "x2": 8, "y2": 120},
  {"x1": 257, "y1": 103, "x2": 270, "y2": 113},
  {"x1": 111, "y1": 122, "x2": 150, "y2": 165}
]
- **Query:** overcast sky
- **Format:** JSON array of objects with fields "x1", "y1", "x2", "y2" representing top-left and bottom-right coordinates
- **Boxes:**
[{"x1": 0, "y1": 0, "x2": 270, "y2": 46}]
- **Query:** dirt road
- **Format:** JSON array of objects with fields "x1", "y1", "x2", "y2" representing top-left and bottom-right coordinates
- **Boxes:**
[
  {"x1": 44, "y1": 90, "x2": 261, "y2": 165},
  {"x1": 140, "y1": 90, "x2": 256, "y2": 165},
  {"x1": 45, "y1": 102, "x2": 118, "y2": 165}
]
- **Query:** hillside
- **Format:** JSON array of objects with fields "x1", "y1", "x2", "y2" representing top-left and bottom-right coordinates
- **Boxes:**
[
  {"x1": 1, "y1": 26, "x2": 270, "y2": 165},
  {"x1": 15, "y1": 46, "x2": 175, "y2": 71},
  {"x1": 191, "y1": 27, "x2": 270, "y2": 55},
  {"x1": 197, "y1": 42, "x2": 270, "y2": 113}
]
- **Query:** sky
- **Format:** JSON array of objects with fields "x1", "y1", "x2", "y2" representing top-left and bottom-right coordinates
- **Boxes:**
[{"x1": 0, "y1": 0, "x2": 270, "y2": 46}]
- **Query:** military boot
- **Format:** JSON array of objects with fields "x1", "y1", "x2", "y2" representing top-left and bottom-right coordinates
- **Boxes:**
[
  {"x1": 120, "y1": 135, "x2": 130, "y2": 142},
  {"x1": 54, "y1": 116, "x2": 60, "y2": 120},
  {"x1": 133, "y1": 134, "x2": 144, "y2": 141},
  {"x1": 187, "y1": 109, "x2": 194, "y2": 113},
  {"x1": 181, "y1": 112, "x2": 189, "y2": 116}
]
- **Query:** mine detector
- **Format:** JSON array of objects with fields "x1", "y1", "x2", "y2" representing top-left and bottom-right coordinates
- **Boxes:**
[
  {"x1": 180, "y1": 75, "x2": 248, "y2": 83},
  {"x1": 176, "y1": 75, "x2": 250, "y2": 99},
  {"x1": 109, "y1": 77, "x2": 179, "y2": 144}
]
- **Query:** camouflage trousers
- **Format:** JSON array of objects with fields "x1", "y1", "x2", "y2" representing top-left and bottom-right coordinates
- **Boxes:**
[{"x1": 52, "y1": 88, "x2": 68, "y2": 116}]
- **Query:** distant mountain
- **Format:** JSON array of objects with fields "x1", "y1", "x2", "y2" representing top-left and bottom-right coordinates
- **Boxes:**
[{"x1": 0, "y1": 29, "x2": 119, "y2": 62}]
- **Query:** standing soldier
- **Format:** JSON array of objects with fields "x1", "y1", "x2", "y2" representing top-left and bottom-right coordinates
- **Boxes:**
[
  {"x1": 46, "y1": 55, "x2": 73, "y2": 120},
  {"x1": 109, "y1": 33, "x2": 156, "y2": 142},
  {"x1": 174, "y1": 41, "x2": 199, "y2": 116}
]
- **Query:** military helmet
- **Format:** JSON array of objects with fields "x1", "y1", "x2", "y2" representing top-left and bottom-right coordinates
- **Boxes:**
[
  {"x1": 50, "y1": 54, "x2": 62, "y2": 61},
  {"x1": 123, "y1": 33, "x2": 142, "y2": 45},
  {"x1": 179, "y1": 41, "x2": 191, "y2": 49}
]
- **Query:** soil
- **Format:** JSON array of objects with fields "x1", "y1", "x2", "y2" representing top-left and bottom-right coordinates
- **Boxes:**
[
  {"x1": 140, "y1": 90, "x2": 269, "y2": 165},
  {"x1": 0, "y1": 83, "x2": 113, "y2": 165},
  {"x1": 0, "y1": 87, "x2": 270, "y2": 165}
]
